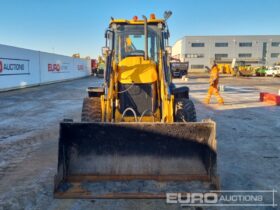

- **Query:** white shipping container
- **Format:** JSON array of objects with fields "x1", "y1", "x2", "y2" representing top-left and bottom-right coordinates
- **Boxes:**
[
  {"x1": 0, "y1": 44, "x2": 91, "y2": 91},
  {"x1": 0, "y1": 44, "x2": 40, "y2": 90}
]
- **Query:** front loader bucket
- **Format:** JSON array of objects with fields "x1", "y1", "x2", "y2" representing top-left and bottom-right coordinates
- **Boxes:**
[{"x1": 54, "y1": 121, "x2": 219, "y2": 199}]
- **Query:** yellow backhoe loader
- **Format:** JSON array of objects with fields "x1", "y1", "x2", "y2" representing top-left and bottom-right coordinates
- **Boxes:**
[{"x1": 54, "y1": 13, "x2": 219, "y2": 199}]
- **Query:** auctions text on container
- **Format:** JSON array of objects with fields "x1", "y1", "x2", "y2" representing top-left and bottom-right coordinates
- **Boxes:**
[{"x1": 0, "y1": 58, "x2": 30, "y2": 75}]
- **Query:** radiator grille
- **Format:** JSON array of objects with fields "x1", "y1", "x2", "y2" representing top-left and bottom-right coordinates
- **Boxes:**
[{"x1": 118, "y1": 83, "x2": 157, "y2": 116}]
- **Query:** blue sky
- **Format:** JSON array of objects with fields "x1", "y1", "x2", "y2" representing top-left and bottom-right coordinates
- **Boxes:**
[{"x1": 0, "y1": 0, "x2": 279, "y2": 58}]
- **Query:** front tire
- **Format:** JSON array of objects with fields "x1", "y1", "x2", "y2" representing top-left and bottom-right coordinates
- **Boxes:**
[
  {"x1": 174, "y1": 99, "x2": 197, "y2": 122},
  {"x1": 81, "y1": 97, "x2": 102, "y2": 122}
]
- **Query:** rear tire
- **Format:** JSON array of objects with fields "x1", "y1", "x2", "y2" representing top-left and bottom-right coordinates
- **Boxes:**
[
  {"x1": 81, "y1": 97, "x2": 102, "y2": 122},
  {"x1": 174, "y1": 98, "x2": 197, "y2": 122}
]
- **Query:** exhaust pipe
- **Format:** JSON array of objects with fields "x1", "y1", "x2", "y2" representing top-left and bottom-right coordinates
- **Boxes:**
[{"x1": 142, "y1": 15, "x2": 148, "y2": 60}]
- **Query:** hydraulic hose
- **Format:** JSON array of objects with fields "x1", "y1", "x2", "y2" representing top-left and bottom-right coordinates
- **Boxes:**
[
  {"x1": 139, "y1": 109, "x2": 154, "y2": 122},
  {"x1": 121, "y1": 107, "x2": 138, "y2": 122},
  {"x1": 117, "y1": 83, "x2": 134, "y2": 94}
]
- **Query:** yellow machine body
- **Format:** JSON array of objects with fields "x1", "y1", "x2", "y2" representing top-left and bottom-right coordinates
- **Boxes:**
[
  {"x1": 118, "y1": 57, "x2": 158, "y2": 84},
  {"x1": 54, "y1": 15, "x2": 219, "y2": 199}
]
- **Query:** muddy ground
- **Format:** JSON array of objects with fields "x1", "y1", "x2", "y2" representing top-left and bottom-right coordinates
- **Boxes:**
[{"x1": 0, "y1": 75, "x2": 279, "y2": 210}]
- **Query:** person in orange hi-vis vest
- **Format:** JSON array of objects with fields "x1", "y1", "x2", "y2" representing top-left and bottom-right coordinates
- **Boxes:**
[{"x1": 204, "y1": 62, "x2": 224, "y2": 105}]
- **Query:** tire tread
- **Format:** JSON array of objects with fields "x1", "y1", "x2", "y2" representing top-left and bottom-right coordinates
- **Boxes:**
[{"x1": 81, "y1": 97, "x2": 102, "y2": 122}]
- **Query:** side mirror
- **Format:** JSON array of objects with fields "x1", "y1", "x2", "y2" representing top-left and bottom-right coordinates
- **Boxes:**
[
  {"x1": 102, "y1": 47, "x2": 109, "y2": 57},
  {"x1": 166, "y1": 46, "x2": 172, "y2": 56}
]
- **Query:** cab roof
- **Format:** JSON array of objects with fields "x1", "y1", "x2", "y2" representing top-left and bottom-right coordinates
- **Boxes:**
[{"x1": 109, "y1": 18, "x2": 166, "y2": 27}]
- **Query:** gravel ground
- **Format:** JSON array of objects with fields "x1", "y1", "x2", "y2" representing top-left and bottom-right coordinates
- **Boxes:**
[{"x1": 0, "y1": 75, "x2": 279, "y2": 210}]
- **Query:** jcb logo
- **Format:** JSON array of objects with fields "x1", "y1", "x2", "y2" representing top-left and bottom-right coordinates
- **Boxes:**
[{"x1": 0, "y1": 60, "x2": 3, "y2": 73}]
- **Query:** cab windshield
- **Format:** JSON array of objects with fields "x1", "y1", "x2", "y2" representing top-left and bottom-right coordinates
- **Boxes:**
[{"x1": 113, "y1": 24, "x2": 162, "y2": 63}]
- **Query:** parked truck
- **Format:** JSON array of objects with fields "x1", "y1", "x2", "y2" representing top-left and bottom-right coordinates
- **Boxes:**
[
  {"x1": 170, "y1": 61, "x2": 189, "y2": 78},
  {"x1": 91, "y1": 59, "x2": 98, "y2": 75}
]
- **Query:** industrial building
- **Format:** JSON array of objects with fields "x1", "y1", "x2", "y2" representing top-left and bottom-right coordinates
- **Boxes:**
[{"x1": 172, "y1": 35, "x2": 280, "y2": 72}]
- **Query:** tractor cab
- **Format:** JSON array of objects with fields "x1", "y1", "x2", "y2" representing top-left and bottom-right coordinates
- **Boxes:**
[{"x1": 101, "y1": 14, "x2": 173, "y2": 122}]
